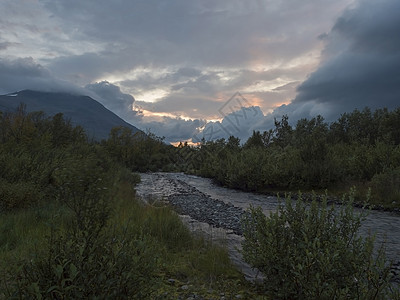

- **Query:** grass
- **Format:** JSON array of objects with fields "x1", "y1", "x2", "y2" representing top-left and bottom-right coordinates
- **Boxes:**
[
  {"x1": 0, "y1": 202, "x2": 75, "y2": 298},
  {"x1": 0, "y1": 203, "x2": 70, "y2": 266},
  {"x1": 110, "y1": 181, "x2": 259, "y2": 298},
  {"x1": 0, "y1": 179, "x2": 262, "y2": 299}
]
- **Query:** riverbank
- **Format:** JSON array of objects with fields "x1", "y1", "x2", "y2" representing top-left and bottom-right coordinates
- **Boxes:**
[{"x1": 188, "y1": 170, "x2": 400, "y2": 214}]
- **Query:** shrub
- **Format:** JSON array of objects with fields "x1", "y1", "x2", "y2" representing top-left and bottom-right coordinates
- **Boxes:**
[
  {"x1": 12, "y1": 226, "x2": 158, "y2": 299},
  {"x1": 0, "y1": 180, "x2": 43, "y2": 211},
  {"x1": 7, "y1": 162, "x2": 159, "y2": 299},
  {"x1": 5, "y1": 154, "x2": 159, "y2": 299},
  {"x1": 241, "y1": 191, "x2": 394, "y2": 299}
]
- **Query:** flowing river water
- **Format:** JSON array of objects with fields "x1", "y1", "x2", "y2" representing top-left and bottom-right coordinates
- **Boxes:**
[{"x1": 136, "y1": 172, "x2": 400, "y2": 282}]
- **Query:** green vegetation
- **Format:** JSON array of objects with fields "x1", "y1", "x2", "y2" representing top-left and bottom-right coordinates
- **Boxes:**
[
  {"x1": 102, "y1": 126, "x2": 177, "y2": 172},
  {"x1": 0, "y1": 106, "x2": 254, "y2": 299},
  {"x1": 1, "y1": 104, "x2": 400, "y2": 298},
  {"x1": 178, "y1": 107, "x2": 400, "y2": 208},
  {"x1": 242, "y1": 191, "x2": 397, "y2": 299}
]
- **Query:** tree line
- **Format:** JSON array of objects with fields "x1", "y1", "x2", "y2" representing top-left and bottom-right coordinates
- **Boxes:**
[{"x1": 177, "y1": 107, "x2": 400, "y2": 207}]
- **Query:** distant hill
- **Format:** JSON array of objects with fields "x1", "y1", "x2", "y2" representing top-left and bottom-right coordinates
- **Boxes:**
[{"x1": 0, "y1": 90, "x2": 142, "y2": 140}]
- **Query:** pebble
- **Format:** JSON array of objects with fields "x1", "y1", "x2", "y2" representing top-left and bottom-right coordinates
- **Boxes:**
[
  {"x1": 168, "y1": 187, "x2": 248, "y2": 235},
  {"x1": 137, "y1": 172, "x2": 248, "y2": 234}
]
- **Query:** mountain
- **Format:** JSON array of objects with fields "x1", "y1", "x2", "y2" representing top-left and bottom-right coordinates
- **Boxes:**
[{"x1": 0, "y1": 90, "x2": 142, "y2": 140}]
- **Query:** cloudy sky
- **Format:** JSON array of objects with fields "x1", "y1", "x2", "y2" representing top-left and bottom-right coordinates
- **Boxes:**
[{"x1": 0, "y1": 0, "x2": 399, "y2": 143}]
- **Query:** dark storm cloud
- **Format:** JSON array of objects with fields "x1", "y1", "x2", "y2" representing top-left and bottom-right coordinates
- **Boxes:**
[
  {"x1": 0, "y1": 57, "x2": 82, "y2": 94},
  {"x1": 292, "y1": 0, "x2": 400, "y2": 116},
  {"x1": 332, "y1": 0, "x2": 400, "y2": 54},
  {"x1": 85, "y1": 81, "x2": 139, "y2": 122}
]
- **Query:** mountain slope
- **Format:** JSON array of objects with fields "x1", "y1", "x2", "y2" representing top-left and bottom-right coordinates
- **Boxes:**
[{"x1": 0, "y1": 90, "x2": 142, "y2": 140}]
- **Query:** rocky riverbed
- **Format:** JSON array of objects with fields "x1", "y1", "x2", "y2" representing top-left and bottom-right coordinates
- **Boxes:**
[
  {"x1": 136, "y1": 172, "x2": 263, "y2": 281},
  {"x1": 136, "y1": 172, "x2": 400, "y2": 282}
]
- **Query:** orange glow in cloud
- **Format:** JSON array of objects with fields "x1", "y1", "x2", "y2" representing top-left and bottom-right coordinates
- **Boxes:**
[
  {"x1": 241, "y1": 93, "x2": 292, "y2": 114},
  {"x1": 243, "y1": 94, "x2": 264, "y2": 107},
  {"x1": 170, "y1": 139, "x2": 200, "y2": 147},
  {"x1": 273, "y1": 100, "x2": 291, "y2": 107},
  {"x1": 215, "y1": 92, "x2": 226, "y2": 102}
]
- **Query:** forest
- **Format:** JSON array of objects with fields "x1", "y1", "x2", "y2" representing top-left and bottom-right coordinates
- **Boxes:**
[{"x1": 1, "y1": 104, "x2": 399, "y2": 298}]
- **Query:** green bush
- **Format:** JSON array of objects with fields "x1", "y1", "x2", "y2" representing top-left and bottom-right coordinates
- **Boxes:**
[
  {"x1": 0, "y1": 180, "x2": 43, "y2": 210},
  {"x1": 7, "y1": 162, "x2": 159, "y2": 299},
  {"x1": 11, "y1": 227, "x2": 158, "y2": 299},
  {"x1": 241, "y1": 191, "x2": 394, "y2": 299}
]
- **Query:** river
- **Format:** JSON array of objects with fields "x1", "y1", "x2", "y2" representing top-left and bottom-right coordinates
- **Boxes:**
[{"x1": 136, "y1": 172, "x2": 400, "y2": 281}]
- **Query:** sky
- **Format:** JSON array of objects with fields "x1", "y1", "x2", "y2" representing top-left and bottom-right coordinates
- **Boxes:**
[{"x1": 0, "y1": 0, "x2": 399, "y2": 143}]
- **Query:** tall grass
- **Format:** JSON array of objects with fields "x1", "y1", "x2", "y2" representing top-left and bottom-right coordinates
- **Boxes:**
[
  {"x1": 1, "y1": 177, "x2": 252, "y2": 299},
  {"x1": 0, "y1": 203, "x2": 71, "y2": 265},
  {"x1": 111, "y1": 180, "x2": 243, "y2": 283}
]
